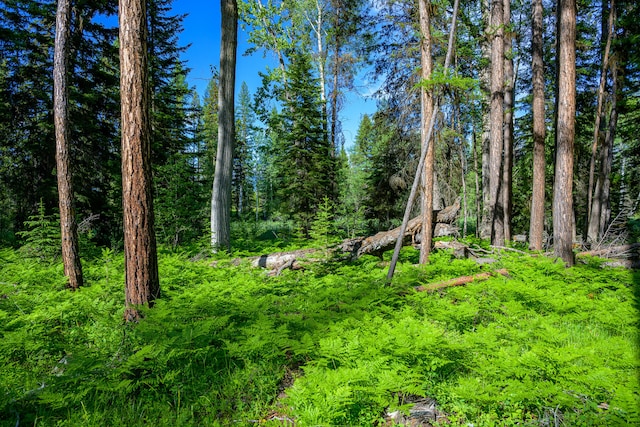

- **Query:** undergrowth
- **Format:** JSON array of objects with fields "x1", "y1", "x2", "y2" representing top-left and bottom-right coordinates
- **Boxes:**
[{"x1": 0, "y1": 243, "x2": 638, "y2": 426}]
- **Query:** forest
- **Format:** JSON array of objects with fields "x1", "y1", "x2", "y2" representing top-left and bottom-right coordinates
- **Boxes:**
[{"x1": 0, "y1": 0, "x2": 639, "y2": 425}]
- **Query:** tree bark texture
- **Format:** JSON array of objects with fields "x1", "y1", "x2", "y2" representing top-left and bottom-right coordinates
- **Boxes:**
[
  {"x1": 54, "y1": 0, "x2": 83, "y2": 289},
  {"x1": 553, "y1": 0, "x2": 577, "y2": 266},
  {"x1": 588, "y1": 2, "x2": 620, "y2": 244},
  {"x1": 419, "y1": 0, "x2": 434, "y2": 264},
  {"x1": 211, "y1": 0, "x2": 237, "y2": 252},
  {"x1": 529, "y1": 0, "x2": 545, "y2": 250},
  {"x1": 119, "y1": 0, "x2": 160, "y2": 321},
  {"x1": 589, "y1": 53, "x2": 621, "y2": 242},
  {"x1": 586, "y1": 0, "x2": 615, "y2": 243},
  {"x1": 488, "y1": 0, "x2": 505, "y2": 246},
  {"x1": 502, "y1": 0, "x2": 513, "y2": 242},
  {"x1": 479, "y1": 0, "x2": 491, "y2": 241}
]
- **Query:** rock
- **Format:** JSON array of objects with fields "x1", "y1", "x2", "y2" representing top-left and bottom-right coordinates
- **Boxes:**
[
  {"x1": 513, "y1": 234, "x2": 527, "y2": 243},
  {"x1": 384, "y1": 397, "x2": 447, "y2": 427}
]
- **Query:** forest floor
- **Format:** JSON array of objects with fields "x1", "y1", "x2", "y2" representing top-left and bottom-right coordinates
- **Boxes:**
[{"x1": 0, "y1": 235, "x2": 639, "y2": 426}]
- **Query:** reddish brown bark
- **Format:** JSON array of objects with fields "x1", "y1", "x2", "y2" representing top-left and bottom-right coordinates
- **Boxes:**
[
  {"x1": 119, "y1": 0, "x2": 160, "y2": 321},
  {"x1": 54, "y1": 0, "x2": 83, "y2": 289},
  {"x1": 415, "y1": 269, "x2": 509, "y2": 292},
  {"x1": 553, "y1": 0, "x2": 577, "y2": 266}
]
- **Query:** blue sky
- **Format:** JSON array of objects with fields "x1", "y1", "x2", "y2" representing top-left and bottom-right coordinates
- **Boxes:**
[{"x1": 171, "y1": 0, "x2": 377, "y2": 148}]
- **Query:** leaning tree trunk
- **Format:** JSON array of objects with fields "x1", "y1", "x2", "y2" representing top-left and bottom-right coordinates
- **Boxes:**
[
  {"x1": 211, "y1": 0, "x2": 237, "y2": 252},
  {"x1": 553, "y1": 0, "x2": 577, "y2": 266},
  {"x1": 591, "y1": 49, "x2": 622, "y2": 241},
  {"x1": 419, "y1": 0, "x2": 435, "y2": 264},
  {"x1": 387, "y1": 0, "x2": 459, "y2": 281},
  {"x1": 529, "y1": 0, "x2": 546, "y2": 250},
  {"x1": 119, "y1": 0, "x2": 160, "y2": 321},
  {"x1": 586, "y1": 0, "x2": 615, "y2": 243},
  {"x1": 54, "y1": 0, "x2": 83, "y2": 289}
]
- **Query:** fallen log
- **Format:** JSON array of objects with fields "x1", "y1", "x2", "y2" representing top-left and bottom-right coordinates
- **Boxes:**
[
  {"x1": 414, "y1": 269, "x2": 509, "y2": 292},
  {"x1": 212, "y1": 200, "x2": 462, "y2": 274},
  {"x1": 576, "y1": 243, "x2": 640, "y2": 259}
]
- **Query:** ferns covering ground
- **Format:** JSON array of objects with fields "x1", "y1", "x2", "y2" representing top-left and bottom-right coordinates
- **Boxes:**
[{"x1": 0, "y1": 242, "x2": 639, "y2": 426}]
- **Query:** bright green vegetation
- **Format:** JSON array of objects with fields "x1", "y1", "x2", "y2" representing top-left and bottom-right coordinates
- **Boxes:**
[{"x1": 1, "y1": 241, "x2": 638, "y2": 426}]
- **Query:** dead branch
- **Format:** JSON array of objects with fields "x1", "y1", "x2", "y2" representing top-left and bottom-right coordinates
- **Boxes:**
[{"x1": 414, "y1": 269, "x2": 509, "y2": 292}]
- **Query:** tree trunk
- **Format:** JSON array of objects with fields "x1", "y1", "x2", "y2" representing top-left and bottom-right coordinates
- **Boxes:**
[
  {"x1": 386, "y1": 0, "x2": 459, "y2": 281},
  {"x1": 473, "y1": 128, "x2": 481, "y2": 238},
  {"x1": 553, "y1": 0, "x2": 577, "y2": 266},
  {"x1": 479, "y1": 0, "x2": 492, "y2": 241},
  {"x1": 54, "y1": 0, "x2": 83, "y2": 290},
  {"x1": 488, "y1": 0, "x2": 505, "y2": 246},
  {"x1": 593, "y1": 52, "x2": 621, "y2": 240},
  {"x1": 211, "y1": 0, "x2": 237, "y2": 252},
  {"x1": 502, "y1": 0, "x2": 513, "y2": 242},
  {"x1": 529, "y1": 0, "x2": 545, "y2": 250},
  {"x1": 586, "y1": 0, "x2": 615, "y2": 243},
  {"x1": 419, "y1": 0, "x2": 434, "y2": 264},
  {"x1": 119, "y1": 0, "x2": 160, "y2": 321}
]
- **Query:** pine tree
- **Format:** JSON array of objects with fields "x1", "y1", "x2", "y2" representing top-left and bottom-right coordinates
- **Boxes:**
[
  {"x1": 54, "y1": 0, "x2": 83, "y2": 288},
  {"x1": 234, "y1": 81, "x2": 255, "y2": 217},
  {"x1": 273, "y1": 51, "x2": 334, "y2": 234},
  {"x1": 120, "y1": 0, "x2": 160, "y2": 321}
]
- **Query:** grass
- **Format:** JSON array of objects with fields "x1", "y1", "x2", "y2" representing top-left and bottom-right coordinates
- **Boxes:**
[{"x1": 0, "y1": 240, "x2": 638, "y2": 426}]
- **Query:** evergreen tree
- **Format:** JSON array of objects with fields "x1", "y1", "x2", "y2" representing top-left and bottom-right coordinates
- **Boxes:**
[
  {"x1": 234, "y1": 81, "x2": 255, "y2": 217},
  {"x1": 338, "y1": 114, "x2": 374, "y2": 237},
  {"x1": 274, "y1": 51, "x2": 334, "y2": 233},
  {"x1": 202, "y1": 73, "x2": 219, "y2": 183}
]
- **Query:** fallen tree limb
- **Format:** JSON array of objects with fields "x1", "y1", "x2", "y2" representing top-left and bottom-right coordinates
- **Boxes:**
[{"x1": 414, "y1": 269, "x2": 509, "y2": 292}]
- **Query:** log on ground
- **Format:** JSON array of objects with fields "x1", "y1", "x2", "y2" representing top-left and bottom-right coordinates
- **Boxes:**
[{"x1": 415, "y1": 269, "x2": 509, "y2": 292}]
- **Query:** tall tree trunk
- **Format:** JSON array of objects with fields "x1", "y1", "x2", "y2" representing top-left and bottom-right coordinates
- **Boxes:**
[
  {"x1": 479, "y1": 0, "x2": 492, "y2": 240},
  {"x1": 586, "y1": 0, "x2": 616, "y2": 243},
  {"x1": 119, "y1": 0, "x2": 160, "y2": 321},
  {"x1": 529, "y1": 0, "x2": 546, "y2": 250},
  {"x1": 591, "y1": 50, "x2": 622, "y2": 240},
  {"x1": 419, "y1": 0, "x2": 434, "y2": 264},
  {"x1": 502, "y1": 0, "x2": 513, "y2": 242},
  {"x1": 456, "y1": 99, "x2": 469, "y2": 236},
  {"x1": 473, "y1": 127, "x2": 481, "y2": 238},
  {"x1": 54, "y1": 0, "x2": 83, "y2": 289},
  {"x1": 387, "y1": 0, "x2": 459, "y2": 281},
  {"x1": 553, "y1": 0, "x2": 577, "y2": 266},
  {"x1": 488, "y1": 0, "x2": 505, "y2": 246},
  {"x1": 211, "y1": 0, "x2": 237, "y2": 252}
]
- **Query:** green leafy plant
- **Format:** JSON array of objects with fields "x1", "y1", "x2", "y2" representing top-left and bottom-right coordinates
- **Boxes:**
[{"x1": 16, "y1": 200, "x2": 61, "y2": 261}]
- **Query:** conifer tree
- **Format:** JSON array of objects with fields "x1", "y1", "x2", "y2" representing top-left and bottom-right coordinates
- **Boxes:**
[
  {"x1": 119, "y1": 0, "x2": 160, "y2": 321},
  {"x1": 234, "y1": 81, "x2": 255, "y2": 217},
  {"x1": 211, "y1": 0, "x2": 238, "y2": 252},
  {"x1": 54, "y1": 0, "x2": 83, "y2": 288},
  {"x1": 274, "y1": 51, "x2": 334, "y2": 233}
]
